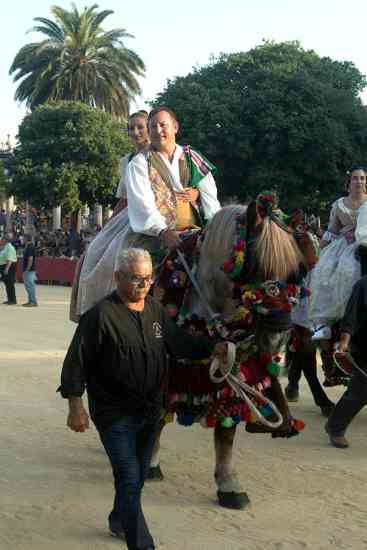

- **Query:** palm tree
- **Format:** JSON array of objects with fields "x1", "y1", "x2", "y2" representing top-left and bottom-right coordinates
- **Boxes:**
[{"x1": 9, "y1": 3, "x2": 145, "y2": 118}]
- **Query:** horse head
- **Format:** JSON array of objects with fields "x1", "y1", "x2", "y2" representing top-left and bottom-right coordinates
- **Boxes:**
[{"x1": 244, "y1": 192, "x2": 306, "y2": 283}]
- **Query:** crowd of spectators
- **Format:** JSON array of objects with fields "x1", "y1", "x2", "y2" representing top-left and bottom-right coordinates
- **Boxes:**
[{"x1": 0, "y1": 206, "x2": 100, "y2": 259}]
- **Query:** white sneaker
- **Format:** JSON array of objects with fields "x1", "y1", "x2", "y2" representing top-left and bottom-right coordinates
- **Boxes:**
[{"x1": 312, "y1": 325, "x2": 332, "y2": 341}]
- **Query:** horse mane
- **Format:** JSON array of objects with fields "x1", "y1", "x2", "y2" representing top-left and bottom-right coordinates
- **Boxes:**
[
  {"x1": 196, "y1": 203, "x2": 306, "y2": 317},
  {"x1": 197, "y1": 204, "x2": 247, "y2": 316},
  {"x1": 254, "y1": 216, "x2": 305, "y2": 281}
]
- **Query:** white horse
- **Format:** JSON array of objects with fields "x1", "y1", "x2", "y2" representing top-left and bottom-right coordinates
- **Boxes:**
[{"x1": 149, "y1": 200, "x2": 307, "y2": 509}]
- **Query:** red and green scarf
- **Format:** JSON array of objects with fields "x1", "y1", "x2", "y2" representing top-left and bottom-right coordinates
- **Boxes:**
[{"x1": 182, "y1": 145, "x2": 217, "y2": 188}]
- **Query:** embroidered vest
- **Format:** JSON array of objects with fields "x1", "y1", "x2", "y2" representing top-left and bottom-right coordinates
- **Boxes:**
[{"x1": 146, "y1": 150, "x2": 200, "y2": 231}]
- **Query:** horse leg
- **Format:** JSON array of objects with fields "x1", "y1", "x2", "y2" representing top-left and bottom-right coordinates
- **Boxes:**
[
  {"x1": 146, "y1": 418, "x2": 166, "y2": 481},
  {"x1": 214, "y1": 423, "x2": 250, "y2": 509}
]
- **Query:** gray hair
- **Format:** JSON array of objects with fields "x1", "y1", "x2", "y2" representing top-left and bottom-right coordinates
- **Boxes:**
[{"x1": 115, "y1": 248, "x2": 152, "y2": 273}]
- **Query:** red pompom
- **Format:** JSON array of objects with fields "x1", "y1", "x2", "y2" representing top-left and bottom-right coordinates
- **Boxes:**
[
  {"x1": 254, "y1": 289, "x2": 263, "y2": 301},
  {"x1": 223, "y1": 260, "x2": 235, "y2": 273},
  {"x1": 259, "y1": 352, "x2": 272, "y2": 367},
  {"x1": 206, "y1": 416, "x2": 216, "y2": 428}
]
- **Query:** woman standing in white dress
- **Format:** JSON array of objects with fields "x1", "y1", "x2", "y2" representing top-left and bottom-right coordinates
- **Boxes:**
[{"x1": 310, "y1": 167, "x2": 367, "y2": 339}]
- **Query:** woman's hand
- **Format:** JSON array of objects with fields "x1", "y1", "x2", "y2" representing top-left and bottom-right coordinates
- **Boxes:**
[
  {"x1": 213, "y1": 341, "x2": 228, "y2": 358},
  {"x1": 176, "y1": 188, "x2": 200, "y2": 203}
]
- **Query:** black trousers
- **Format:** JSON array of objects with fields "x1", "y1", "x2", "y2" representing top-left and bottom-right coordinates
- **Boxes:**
[
  {"x1": 327, "y1": 368, "x2": 367, "y2": 436},
  {"x1": 288, "y1": 350, "x2": 333, "y2": 407},
  {"x1": 287, "y1": 326, "x2": 332, "y2": 407},
  {"x1": 0, "y1": 262, "x2": 17, "y2": 303}
]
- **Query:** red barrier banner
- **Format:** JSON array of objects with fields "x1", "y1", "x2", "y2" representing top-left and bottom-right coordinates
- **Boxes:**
[{"x1": 16, "y1": 257, "x2": 77, "y2": 285}]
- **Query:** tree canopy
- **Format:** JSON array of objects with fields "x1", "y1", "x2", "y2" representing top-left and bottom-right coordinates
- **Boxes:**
[
  {"x1": 9, "y1": 3, "x2": 145, "y2": 118},
  {"x1": 11, "y1": 101, "x2": 131, "y2": 212},
  {"x1": 153, "y1": 41, "x2": 367, "y2": 214}
]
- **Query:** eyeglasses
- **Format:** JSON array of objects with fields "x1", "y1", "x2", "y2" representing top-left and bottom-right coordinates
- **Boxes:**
[{"x1": 121, "y1": 273, "x2": 154, "y2": 286}]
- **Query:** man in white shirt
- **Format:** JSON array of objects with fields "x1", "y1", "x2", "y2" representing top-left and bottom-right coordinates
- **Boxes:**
[
  {"x1": 125, "y1": 106, "x2": 221, "y2": 252},
  {"x1": 74, "y1": 107, "x2": 221, "y2": 317}
]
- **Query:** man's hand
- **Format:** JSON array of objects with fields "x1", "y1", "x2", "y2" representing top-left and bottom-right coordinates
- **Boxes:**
[
  {"x1": 213, "y1": 341, "x2": 229, "y2": 358},
  {"x1": 336, "y1": 332, "x2": 351, "y2": 353},
  {"x1": 67, "y1": 397, "x2": 90, "y2": 433},
  {"x1": 161, "y1": 229, "x2": 181, "y2": 249},
  {"x1": 176, "y1": 188, "x2": 200, "y2": 203}
]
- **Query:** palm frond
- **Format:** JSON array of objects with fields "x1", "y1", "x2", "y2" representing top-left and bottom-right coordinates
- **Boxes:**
[{"x1": 10, "y1": 3, "x2": 145, "y2": 117}]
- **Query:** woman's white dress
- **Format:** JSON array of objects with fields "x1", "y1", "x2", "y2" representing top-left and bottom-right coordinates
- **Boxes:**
[
  {"x1": 76, "y1": 153, "x2": 131, "y2": 316},
  {"x1": 309, "y1": 197, "x2": 367, "y2": 326}
]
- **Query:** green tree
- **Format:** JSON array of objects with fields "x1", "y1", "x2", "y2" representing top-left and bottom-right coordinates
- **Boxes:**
[
  {"x1": 10, "y1": 101, "x2": 132, "y2": 217},
  {"x1": 153, "y1": 41, "x2": 367, "y2": 214},
  {"x1": 9, "y1": 3, "x2": 145, "y2": 118}
]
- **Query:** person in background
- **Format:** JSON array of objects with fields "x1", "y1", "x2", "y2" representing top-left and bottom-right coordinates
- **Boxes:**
[
  {"x1": 22, "y1": 234, "x2": 38, "y2": 307},
  {"x1": 0, "y1": 209, "x2": 7, "y2": 232},
  {"x1": 0, "y1": 233, "x2": 18, "y2": 305},
  {"x1": 325, "y1": 275, "x2": 367, "y2": 448},
  {"x1": 310, "y1": 167, "x2": 367, "y2": 339}
]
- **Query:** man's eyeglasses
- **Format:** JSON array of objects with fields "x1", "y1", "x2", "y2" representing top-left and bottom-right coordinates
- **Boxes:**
[{"x1": 121, "y1": 273, "x2": 154, "y2": 286}]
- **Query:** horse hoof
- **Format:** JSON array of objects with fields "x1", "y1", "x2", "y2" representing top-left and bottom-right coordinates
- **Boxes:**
[
  {"x1": 146, "y1": 465, "x2": 164, "y2": 482},
  {"x1": 217, "y1": 491, "x2": 250, "y2": 510}
]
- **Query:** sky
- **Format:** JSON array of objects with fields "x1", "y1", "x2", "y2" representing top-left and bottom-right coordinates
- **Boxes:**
[{"x1": 1, "y1": 0, "x2": 367, "y2": 145}]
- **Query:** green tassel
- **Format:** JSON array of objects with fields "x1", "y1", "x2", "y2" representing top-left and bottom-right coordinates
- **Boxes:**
[
  {"x1": 232, "y1": 262, "x2": 243, "y2": 278},
  {"x1": 266, "y1": 361, "x2": 280, "y2": 376},
  {"x1": 221, "y1": 416, "x2": 235, "y2": 428}
]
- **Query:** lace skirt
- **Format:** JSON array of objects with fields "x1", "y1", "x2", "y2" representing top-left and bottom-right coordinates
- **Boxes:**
[
  {"x1": 77, "y1": 209, "x2": 130, "y2": 315},
  {"x1": 309, "y1": 237, "x2": 360, "y2": 324}
]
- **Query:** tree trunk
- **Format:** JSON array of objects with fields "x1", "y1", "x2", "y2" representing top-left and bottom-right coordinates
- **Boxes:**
[
  {"x1": 24, "y1": 202, "x2": 35, "y2": 236},
  {"x1": 52, "y1": 206, "x2": 61, "y2": 231},
  {"x1": 94, "y1": 204, "x2": 103, "y2": 228},
  {"x1": 71, "y1": 209, "x2": 82, "y2": 235}
]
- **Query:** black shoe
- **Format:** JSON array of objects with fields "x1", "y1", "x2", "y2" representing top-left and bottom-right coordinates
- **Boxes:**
[
  {"x1": 5, "y1": 301, "x2": 17, "y2": 305},
  {"x1": 146, "y1": 464, "x2": 164, "y2": 481},
  {"x1": 109, "y1": 524, "x2": 125, "y2": 540},
  {"x1": 325, "y1": 423, "x2": 349, "y2": 448},
  {"x1": 285, "y1": 384, "x2": 299, "y2": 402}
]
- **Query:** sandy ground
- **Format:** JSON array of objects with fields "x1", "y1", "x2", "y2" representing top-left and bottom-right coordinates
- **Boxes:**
[{"x1": 0, "y1": 284, "x2": 367, "y2": 550}]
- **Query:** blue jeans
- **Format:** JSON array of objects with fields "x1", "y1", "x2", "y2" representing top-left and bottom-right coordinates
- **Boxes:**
[
  {"x1": 23, "y1": 270, "x2": 37, "y2": 304},
  {"x1": 99, "y1": 415, "x2": 160, "y2": 550}
]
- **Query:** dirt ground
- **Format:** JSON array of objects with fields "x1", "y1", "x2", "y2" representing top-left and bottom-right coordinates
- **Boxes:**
[{"x1": 0, "y1": 284, "x2": 366, "y2": 550}]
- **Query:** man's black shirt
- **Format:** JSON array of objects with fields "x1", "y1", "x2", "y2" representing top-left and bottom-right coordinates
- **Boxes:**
[
  {"x1": 22, "y1": 244, "x2": 36, "y2": 272},
  {"x1": 60, "y1": 292, "x2": 214, "y2": 432}
]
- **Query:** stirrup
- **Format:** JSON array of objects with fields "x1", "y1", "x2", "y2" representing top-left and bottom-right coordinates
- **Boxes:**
[{"x1": 311, "y1": 325, "x2": 332, "y2": 341}]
